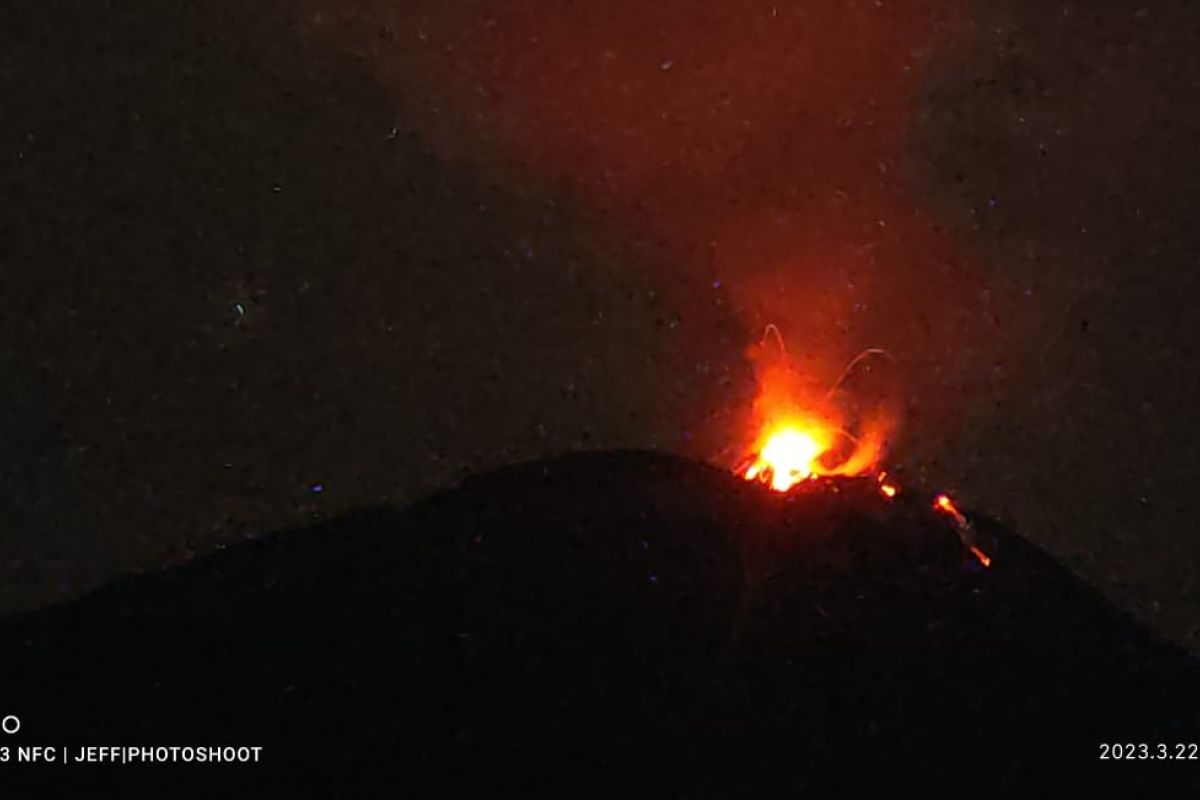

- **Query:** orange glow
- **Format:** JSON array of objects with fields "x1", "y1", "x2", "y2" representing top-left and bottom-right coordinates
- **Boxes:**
[
  {"x1": 740, "y1": 332, "x2": 893, "y2": 493},
  {"x1": 969, "y1": 545, "x2": 992, "y2": 568},
  {"x1": 740, "y1": 404, "x2": 890, "y2": 492},
  {"x1": 933, "y1": 493, "x2": 966, "y2": 526},
  {"x1": 876, "y1": 471, "x2": 899, "y2": 498},
  {"x1": 743, "y1": 424, "x2": 833, "y2": 492},
  {"x1": 933, "y1": 493, "x2": 991, "y2": 567}
]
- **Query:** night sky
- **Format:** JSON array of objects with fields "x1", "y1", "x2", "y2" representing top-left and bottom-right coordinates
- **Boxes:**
[{"x1": 3, "y1": 0, "x2": 1199, "y2": 650}]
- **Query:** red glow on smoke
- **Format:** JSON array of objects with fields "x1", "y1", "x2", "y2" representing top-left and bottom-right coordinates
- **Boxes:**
[{"x1": 320, "y1": 0, "x2": 1009, "y2": 458}]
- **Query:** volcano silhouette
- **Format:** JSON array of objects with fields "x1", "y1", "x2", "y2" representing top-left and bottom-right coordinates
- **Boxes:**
[{"x1": 2, "y1": 451, "x2": 1197, "y2": 796}]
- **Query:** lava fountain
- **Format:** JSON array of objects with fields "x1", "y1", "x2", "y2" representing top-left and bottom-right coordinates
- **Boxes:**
[{"x1": 736, "y1": 326, "x2": 894, "y2": 492}]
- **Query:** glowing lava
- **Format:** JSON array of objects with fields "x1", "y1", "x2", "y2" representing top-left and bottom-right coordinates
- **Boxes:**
[
  {"x1": 738, "y1": 331, "x2": 892, "y2": 492},
  {"x1": 743, "y1": 424, "x2": 832, "y2": 492}
]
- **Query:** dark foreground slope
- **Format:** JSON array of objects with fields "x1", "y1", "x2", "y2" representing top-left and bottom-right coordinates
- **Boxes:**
[{"x1": 1, "y1": 451, "x2": 1197, "y2": 796}]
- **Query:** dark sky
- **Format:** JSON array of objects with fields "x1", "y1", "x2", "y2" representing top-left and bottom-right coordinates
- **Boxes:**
[{"x1": 2, "y1": 0, "x2": 1199, "y2": 649}]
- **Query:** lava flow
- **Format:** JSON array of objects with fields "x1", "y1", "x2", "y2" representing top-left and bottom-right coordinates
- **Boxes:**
[{"x1": 739, "y1": 419, "x2": 989, "y2": 568}]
